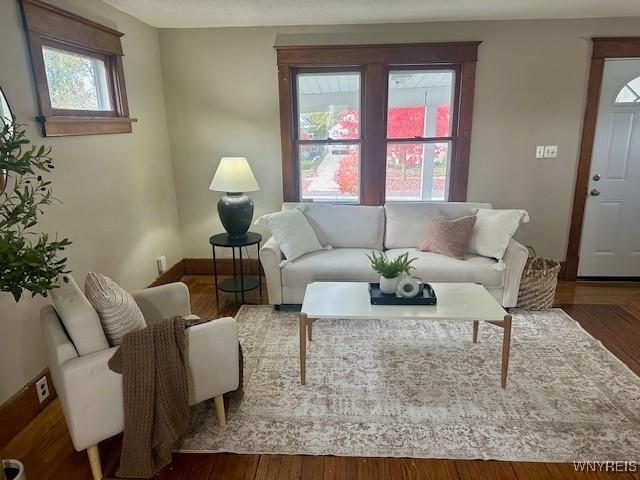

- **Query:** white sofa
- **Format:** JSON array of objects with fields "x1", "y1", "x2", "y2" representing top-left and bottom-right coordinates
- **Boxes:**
[{"x1": 259, "y1": 202, "x2": 529, "y2": 308}]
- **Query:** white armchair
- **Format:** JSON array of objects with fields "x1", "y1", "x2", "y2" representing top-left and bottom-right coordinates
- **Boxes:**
[{"x1": 41, "y1": 279, "x2": 240, "y2": 480}]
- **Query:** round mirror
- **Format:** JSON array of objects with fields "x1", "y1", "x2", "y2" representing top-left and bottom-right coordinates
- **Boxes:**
[
  {"x1": 0, "y1": 86, "x2": 12, "y2": 193},
  {"x1": 0, "y1": 86, "x2": 11, "y2": 124}
]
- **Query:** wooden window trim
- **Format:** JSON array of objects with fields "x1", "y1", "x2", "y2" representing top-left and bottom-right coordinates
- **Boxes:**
[
  {"x1": 564, "y1": 37, "x2": 640, "y2": 280},
  {"x1": 19, "y1": 0, "x2": 136, "y2": 136},
  {"x1": 275, "y1": 42, "x2": 480, "y2": 204}
]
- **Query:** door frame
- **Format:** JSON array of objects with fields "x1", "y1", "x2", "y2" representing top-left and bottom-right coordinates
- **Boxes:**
[{"x1": 564, "y1": 37, "x2": 640, "y2": 280}]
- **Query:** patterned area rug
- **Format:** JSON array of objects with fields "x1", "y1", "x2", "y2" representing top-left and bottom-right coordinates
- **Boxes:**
[{"x1": 178, "y1": 306, "x2": 640, "y2": 461}]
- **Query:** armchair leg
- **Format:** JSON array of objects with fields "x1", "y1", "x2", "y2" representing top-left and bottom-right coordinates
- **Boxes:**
[
  {"x1": 87, "y1": 445, "x2": 102, "y2": 480},
  {"x1": 214, "y1": 395, "x2": 226, "y2": 427}
]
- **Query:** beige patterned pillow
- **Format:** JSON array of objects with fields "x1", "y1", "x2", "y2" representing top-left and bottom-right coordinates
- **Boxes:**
[
  {"x1": 418, "y1": 215, "x2": 477, "y2": 260},
  {"x1": 85, "y1": 272, "x2": 146, "y2": 346}
]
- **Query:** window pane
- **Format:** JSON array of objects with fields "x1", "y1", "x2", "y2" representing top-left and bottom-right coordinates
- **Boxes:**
[
  {"x1": 297, "y1": 72, "x2": 360, "y2": 140},
  {"x1": 387, "y1": 70, "x2": 454, "y2": 139},
  {"x1": 300, "y1": 144, "x2": 360, "y2": 202},
  {"x1": 385, "y1": 142, "x2": 449, "y2": 201},
  {"x1": 43, "y1": 46, "x2": 112, "y2": 111},
  {"x1": 615, "y1": 76, "x2": 640, "y2": 103}
]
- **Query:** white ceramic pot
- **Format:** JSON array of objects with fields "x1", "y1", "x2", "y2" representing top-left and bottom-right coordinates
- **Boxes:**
[
  {"x1": 379, "y1": 275, "x2": 401, "y2": 294},
  {"x1": 2, "y1": 459, "x2": 25, "y2": 480}
]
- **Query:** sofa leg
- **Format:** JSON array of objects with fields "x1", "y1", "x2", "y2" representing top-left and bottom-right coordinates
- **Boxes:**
[
  {"x1": 87, "y1": 445, "x2": 102, "y2": 480},
  {"x1": 214, "y1": 395, "x2": 226, "y2": 427},
  {"x1": 274, "y1": 304, "x2": 282, "y2": 311}
]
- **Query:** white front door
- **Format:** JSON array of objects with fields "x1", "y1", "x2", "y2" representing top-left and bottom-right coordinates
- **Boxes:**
[{"x1": 578, "y1": 59, "x2": 640, "y2": 277}]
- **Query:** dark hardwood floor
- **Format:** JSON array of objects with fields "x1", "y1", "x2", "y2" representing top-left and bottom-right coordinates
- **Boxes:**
[{"x1": 2, "y1": 277, "x2": 639, "y2": 480}]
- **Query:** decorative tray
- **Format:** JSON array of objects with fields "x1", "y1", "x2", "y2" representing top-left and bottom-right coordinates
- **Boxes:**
[{"x1": 368, "y1": 282, "x2": 437, "y2": 305}]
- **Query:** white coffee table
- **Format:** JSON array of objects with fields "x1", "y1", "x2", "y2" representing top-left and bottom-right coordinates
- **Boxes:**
[{"x1": 299, "y1": 282, "x2": 512, "y2": 388}]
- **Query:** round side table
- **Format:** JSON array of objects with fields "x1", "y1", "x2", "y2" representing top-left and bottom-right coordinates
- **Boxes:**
[{"x1": 209, "y1": 232, "x2": 262, "y2": 305}]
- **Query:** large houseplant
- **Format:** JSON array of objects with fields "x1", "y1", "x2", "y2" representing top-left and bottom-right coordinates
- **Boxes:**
[
  {"x1": 1, "y1": 101, "x2": 70, "y2": 480},
  {"x1": 0, "y1": 116, "x2": 71, "y2": 302}
]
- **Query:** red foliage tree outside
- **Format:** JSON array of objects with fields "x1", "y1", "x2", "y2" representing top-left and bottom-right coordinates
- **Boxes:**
[{"x1": 332, "y1": 106, "x2": 450, "y2": 195}]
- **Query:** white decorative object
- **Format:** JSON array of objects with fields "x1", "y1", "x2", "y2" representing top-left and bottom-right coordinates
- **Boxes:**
[
  {"x1": 2, "y1": 459, "x2": 25, "y2": 480},
  {"x1": 255, "y1": 208, "x2": 323, "y2": 262},
  {"x1": 84, "y1": 272, "x2": 147, "y2": 346},
  {"x1": 379, "y1": 275, "x2": 401, "y2": 294},
  {"x1": 396, "y1": 276, "x2": 420, "y2": 297},
  {"x1": 467, "y1": 208, "x2": 530, "y2": 268}
]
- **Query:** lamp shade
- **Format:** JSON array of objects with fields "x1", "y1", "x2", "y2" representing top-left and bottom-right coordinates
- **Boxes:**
[{"x1": 209, "y1": 157, "x2": 260, "y2": 193}]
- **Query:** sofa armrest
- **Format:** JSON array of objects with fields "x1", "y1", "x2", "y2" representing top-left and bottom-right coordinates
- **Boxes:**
[
  {"x1": 132, "y1": 282, "x2": 192, "y2": 324},
  {"x1": 260, "y1": 237, "x2": 283, "y2": 305},
  {"x1": 501, "y1": 239, "x2": 529, "y2": 308},
  {"x1": 57, "y1": 348, "x2": 124, "y2": 451},
  {"x1": 186, "y1": 317, "x2": 240, "y2": 404}
]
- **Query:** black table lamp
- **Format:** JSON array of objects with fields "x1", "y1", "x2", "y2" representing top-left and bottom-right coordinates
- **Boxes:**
[{"x1": 209, "y1": 157, "x2": 260, "y2": 240}]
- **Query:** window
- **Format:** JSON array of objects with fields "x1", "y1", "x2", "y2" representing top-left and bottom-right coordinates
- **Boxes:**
[
  {"x1": 43, "y1": 45, "x2": 113, "y2": 112},
  {"x1": 386, "y1": 69, "x2": 454, "y2": 201},
  {"x1": 615, "y1": 75, "x2": 640, "y2": 104},
  {"x1": 276, "y1": 42, "x2": 480, "y2": 204},
  {"x1": 20, "y1": 0, "x2": 135, "y2": 136},
  {"x1": 297, "y1": 71, "x2": 362, "y2": 202}
]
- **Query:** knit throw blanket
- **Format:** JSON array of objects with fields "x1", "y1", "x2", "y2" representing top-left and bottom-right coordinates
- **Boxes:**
[{"x1": 108, "y1": 316, "x2": 202, "y2": 479}]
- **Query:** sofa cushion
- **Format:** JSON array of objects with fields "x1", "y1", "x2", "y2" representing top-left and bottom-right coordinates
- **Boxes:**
[
  {"x1": 49, "y1": 276, "x2": 109, "y2": 356},
  {"x1": 282, "y1": 248, "x2": 380, "y2": 286},
  {"x1": 256, "y1": 208, "x2": 323, "y2": 261},
  {"x1": 385, "y1": 248, "x2": 504, "y2": 288},
  {"x1": 384, "y1": 202, "x2": 491, "y2": 249},
  {"x1": 467, "y1": 208, "x2": 530, "y2": 261},
  {"x1": 418, "y1": 214, "x2": 477, "y2": 260},
  {"x1": 283, "y1": 203, "x2": 384, "y2": 250}
]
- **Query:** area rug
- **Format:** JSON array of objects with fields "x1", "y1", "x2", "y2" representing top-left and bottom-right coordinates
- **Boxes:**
[{"x1": 178, "y1": 306, "x2": 640, "y2": 462}]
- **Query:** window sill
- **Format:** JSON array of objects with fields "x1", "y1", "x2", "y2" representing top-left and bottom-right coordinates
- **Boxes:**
[{"x1": 38, "y1": 115, "x2": 137, "y2": 137}]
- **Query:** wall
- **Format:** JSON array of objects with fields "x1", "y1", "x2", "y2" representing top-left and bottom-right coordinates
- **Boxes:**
[
  {"x1": 0, "y1": 0, "x2": 182, "y2": 403},
  {"x1": 159, "y1": 18, "x2": 640, "y2": 260}
]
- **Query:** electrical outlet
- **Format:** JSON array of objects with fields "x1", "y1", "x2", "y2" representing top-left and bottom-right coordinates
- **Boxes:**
[
  {"x1": 36, "y1": 376, "x2": 50, "y2": 403},
  {"x1": 535, "y1": 146, "x2": 545, "y2": 159},
  {"x1": 544, "y1": 145, "x2": 558, "y2": 158},
  {"x1": 156, "y1": 255, "x2": 167, "y2": 274}
]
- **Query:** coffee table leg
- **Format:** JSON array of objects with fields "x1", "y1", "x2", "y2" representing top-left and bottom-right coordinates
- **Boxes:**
[
  {"x1": 472, "y1": 320, "x2": 479, "y2": 343},
  {"x1": 307, "y1": 319, "x2": 313, "y2": 341},
  {"x1": 501, "y1": 314, "x2": 512, "y2": 388},
  {"x1": 299, "y1": 313, "x2": 307, "y2": 385}
]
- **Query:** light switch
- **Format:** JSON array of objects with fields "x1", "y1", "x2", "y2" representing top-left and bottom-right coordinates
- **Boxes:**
[
  {"x1": 535, "y1": 146, "x2": 545, "y2": 159},
  {"x1": 544, "y1": 145, "x2": 558, "y2": 158}
]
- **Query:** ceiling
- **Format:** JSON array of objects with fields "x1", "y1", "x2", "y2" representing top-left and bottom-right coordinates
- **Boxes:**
[{"x1": 102, "y1": 0, "x2": 640, "y2": 29}]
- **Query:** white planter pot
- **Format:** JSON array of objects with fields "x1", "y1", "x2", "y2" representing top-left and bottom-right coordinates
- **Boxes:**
[
  {"x1": 379, "y1": 276, "x2": 401, "y2": 294},
  {"x1": 2, "y1": 459, "x2": 25, "y2": 480}
]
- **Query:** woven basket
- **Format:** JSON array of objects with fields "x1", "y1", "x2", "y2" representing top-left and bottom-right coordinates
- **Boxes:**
[{"x1": 517, "y1": 247, "x2": 561, "y2": 310}]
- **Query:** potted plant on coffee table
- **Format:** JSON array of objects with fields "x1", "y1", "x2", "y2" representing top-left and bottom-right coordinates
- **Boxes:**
[{"x1": 367, "y1": 251, "x2": 416, "y2": 294}]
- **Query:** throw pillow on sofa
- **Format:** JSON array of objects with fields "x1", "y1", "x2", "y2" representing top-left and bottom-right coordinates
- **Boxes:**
[
  {"x1": 85, "y1": 272, "x2": 147, "y2": 346},
  {"x1": 467, "y1": 208, "x2": 530, "y2": 266},
  {"x1": 418, "y1": 214, "x2": 477, "y2": 260},
  {"x1": 255, "y1": 207, "x2": 323, "y2": 262}
]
